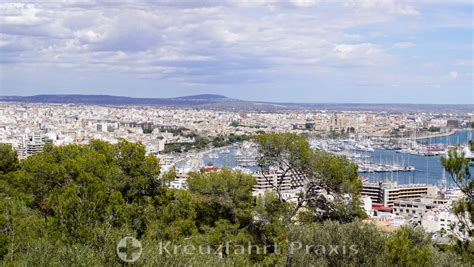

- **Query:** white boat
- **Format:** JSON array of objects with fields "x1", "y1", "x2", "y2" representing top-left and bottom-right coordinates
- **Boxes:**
[
  {"x1": 208, "y1": 152, "x2": 219, "y2": 159},
  {"x1": 220, "y1": 149, "x2": 230, "y2": 154}
]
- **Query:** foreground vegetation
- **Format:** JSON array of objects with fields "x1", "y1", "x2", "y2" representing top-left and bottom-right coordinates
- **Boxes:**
[
  {"x1": 163, "y1": 133, "x2": 251, "y2": 153},
  {"x1": 0, "y1": 133, "x2": 472, "y2": 266}
]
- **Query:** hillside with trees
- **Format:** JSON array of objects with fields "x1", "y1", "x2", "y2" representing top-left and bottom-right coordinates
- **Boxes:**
[{"x1": 0, "y1": 134, "x2": 471, "y2": 266}]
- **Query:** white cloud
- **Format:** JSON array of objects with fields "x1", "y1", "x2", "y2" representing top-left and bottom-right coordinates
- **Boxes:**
[
  {"x1": 453, "y1": 59, "x2": 473, "y2": 67},
  {"x1": 448, "y1": 71, "x2": 459, "y2": 79},
  {"x1": 343, "y1": 0, "x2": 419, "y2": 16},
  {"x1": 0, "y1": 0, "x2": 465, "y2": 88},
  {"x1": 0, "y1": 3, "x2": 49, "y2": 26},
  {"x1": 0, "y1": 2, "x2": 393, "y2": 83},
  {"x1": 289, "y1": 0, "x2": 321, "y2": 7},
  {"x1": 392, "y1": 42, "x2": 416, "y2": 49},
  {"x1": 333, "y1": 43, "x2": 384, "y2": 59}
]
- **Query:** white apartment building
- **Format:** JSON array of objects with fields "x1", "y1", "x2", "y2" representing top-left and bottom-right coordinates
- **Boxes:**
[
  {"x1": 392, "y1": 198, "x2": 451, "y2": 224},
  {"x1": 168, "y1": 176, "x2": 188, "y2": 190},
  {"x1": 421, "y1": 207, "x2": 458, "y2": 233},
  {"x1": 362, "y1": 180, "x2": 437, "y2": 207},
  {"x1": 253, "y1": 171, "x2": 304, "y2": 194}
]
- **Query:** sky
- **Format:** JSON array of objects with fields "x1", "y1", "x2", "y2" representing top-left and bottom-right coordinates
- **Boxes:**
[{"x1": 0, "y1": 0, "x2": 472, "y2": 104}]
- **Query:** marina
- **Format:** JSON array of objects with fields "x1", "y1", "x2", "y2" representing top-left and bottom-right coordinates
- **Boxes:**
[{"x1": 172, "y1": 130, "x2": 473, "y2": 188}]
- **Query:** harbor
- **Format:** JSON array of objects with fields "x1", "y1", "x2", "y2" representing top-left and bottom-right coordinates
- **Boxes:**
[{"x1": 172, "y1": 130, "x2": 473, "y2": 188}]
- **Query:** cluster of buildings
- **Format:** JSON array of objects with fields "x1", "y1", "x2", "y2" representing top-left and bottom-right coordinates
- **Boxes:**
[
  {"x1": 0, "y1": 103, "x2": 245, "y2": 158},
  {"x1": 249, "y1": 170, "x2": 467, "y2": 238},
  {"x1": 360, "y1": 179, "x2": 468, "y2": 239},
  {"x1": 168, "y1": 165, "x2": 468, "y2": 240},
  {"x1": 1, "y1": 103, "x2": 470, "y2": 159},
  {"x1": 1, "y1": 102, "x2": 471, "y2": 241}
]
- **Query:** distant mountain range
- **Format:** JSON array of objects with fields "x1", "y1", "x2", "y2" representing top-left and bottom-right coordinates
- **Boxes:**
[
  {"x1": 0, "y1": 94, "x2": 233, "y2": 106},
  {"x1": 0, "y1": 94, "x2": 472, "y2": 112}
]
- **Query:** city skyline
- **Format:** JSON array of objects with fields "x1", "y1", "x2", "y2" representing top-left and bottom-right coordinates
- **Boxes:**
[
  {"x1": 1, "y1": 2, "x2": 473, "y2": 264},
  {"x1": 0, "y1": 1, "x2": 473, "y2": 104}
]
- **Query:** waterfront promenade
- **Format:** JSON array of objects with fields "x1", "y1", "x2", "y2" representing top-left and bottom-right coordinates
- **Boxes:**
[{"x1": 416, "y1": 129, "x2": 461, "y2": 140}]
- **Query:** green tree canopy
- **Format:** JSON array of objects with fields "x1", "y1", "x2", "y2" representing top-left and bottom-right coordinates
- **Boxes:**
[
  {"x1": 0, "y1": 144, "x2": 18, "y2": 174},
  {"x1": 0, "y1": 138, "x2": 468, "y2": 266},
  {"x1": 255, "y1": 132, "x2": 364, "y2": 223},
  {"x1": 188, "y1": 168, "x2": 256, "y2": 227},
  {"x1": 440, "y1": 147, "x2": 474, "y2": 261}
]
